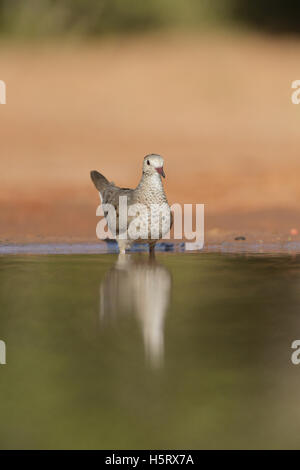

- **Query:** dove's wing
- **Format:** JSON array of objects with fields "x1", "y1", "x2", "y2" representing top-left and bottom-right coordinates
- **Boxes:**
[
  {"x1": 91, "y1": 170, "x2": 137, "y2": 235},
  {"x1": 102, "y1": 186, "x2": 136, "y2": 236}
]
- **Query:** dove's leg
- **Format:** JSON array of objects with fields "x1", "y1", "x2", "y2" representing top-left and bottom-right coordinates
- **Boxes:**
[
  {"x1": 149, "y1": 242, "x2": 156, "y2": 259},
  {"x1": 117, "y1": 239, "x2": 127, "y2": 254},
  {"x1": 117, "y1": 238, "x2": 131, "y2": 254}
]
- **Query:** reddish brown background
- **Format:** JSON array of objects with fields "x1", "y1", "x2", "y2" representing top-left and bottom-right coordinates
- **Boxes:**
[{"x1": 1, "y1": 33, "x2": 300, "y2": 245}]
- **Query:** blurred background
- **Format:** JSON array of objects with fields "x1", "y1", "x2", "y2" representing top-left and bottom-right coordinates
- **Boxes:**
[{"x1": 1, "y1": 0, "x2": 300, "y2": 244}]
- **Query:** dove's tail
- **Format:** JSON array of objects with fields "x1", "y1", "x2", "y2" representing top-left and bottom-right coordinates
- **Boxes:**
[{"x1": 90, "y1": 170, "x2": 110, "y2": 193}]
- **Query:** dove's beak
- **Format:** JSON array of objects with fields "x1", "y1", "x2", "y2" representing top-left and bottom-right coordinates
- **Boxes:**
[{"x1": 156, "y1": 167, "x2": 165, "y2": 178}]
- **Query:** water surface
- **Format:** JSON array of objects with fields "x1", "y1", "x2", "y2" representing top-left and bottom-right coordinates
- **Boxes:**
[{"x1": 0, "y1": 253, "x2": 300, "y2": 449}]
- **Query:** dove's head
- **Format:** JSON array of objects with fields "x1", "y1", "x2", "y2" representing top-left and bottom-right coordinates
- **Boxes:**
[{"x1": 143, "y1": 154, "x2": 165, "y2": 178}]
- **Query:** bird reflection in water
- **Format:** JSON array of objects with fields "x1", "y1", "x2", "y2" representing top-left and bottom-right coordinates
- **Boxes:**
[{"x1": 100, "y1": 254, "x2": 171, "y2": 368}]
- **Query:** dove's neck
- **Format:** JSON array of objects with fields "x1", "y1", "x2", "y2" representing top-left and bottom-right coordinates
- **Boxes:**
[{"x1": 137, "y1": 172, "x2": 164, "y2": 193}]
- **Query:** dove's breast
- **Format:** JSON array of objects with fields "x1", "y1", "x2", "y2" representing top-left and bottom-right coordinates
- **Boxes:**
[{"x1": 134, "y1": 187, "x2": 172, "y2": 241}]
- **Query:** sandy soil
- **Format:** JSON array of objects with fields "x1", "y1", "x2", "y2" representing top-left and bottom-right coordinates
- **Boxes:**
[{"x1": 1, "y1": 32, "x2": 300, "y2": 248}]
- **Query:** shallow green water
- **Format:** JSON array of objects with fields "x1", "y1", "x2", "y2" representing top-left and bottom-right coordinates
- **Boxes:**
[{"x1": 0, "y1": 253, "x2": 300, "y2": 449}]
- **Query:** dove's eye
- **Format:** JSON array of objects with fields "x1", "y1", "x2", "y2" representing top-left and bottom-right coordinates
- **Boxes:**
[{"x1": 147, "y1": 160, "x2": 150, "y2": 165}]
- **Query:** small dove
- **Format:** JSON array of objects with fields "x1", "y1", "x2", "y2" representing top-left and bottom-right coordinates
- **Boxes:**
[{"x1": 90, "y1": 154, "x2": 172, "y2": 256}]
